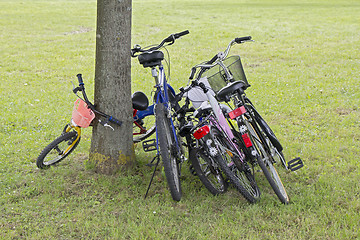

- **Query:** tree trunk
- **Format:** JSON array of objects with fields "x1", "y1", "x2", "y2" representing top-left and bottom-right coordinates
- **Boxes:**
[{"x1": 90, "y1": 0, "x2": 133, "y2": 174}]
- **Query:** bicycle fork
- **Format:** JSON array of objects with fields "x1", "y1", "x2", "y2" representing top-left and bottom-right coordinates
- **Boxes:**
[{"x1": 62, "y1": 122, "x2": 82, "y2": 152}]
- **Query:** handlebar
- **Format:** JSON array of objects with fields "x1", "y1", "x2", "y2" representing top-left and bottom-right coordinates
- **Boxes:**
[
  {"x1": 163, "y1": 30, "x2": 189, "y2": 43},
  {"x1": 108, "y1": 116, "x2": 123, "y2": 126},
  {"x1": 76, "y1": 73, "x2": 84, "y2": 85},
  {"x1": 173, "y1": 78, "x2": 206, "y2": 106},
  {"x1": 235, "y1": 36, "x2": 252, "y2": 44},
  {"x1": 72, "y1": 74, "x2": 123, "y2": 127},
  {"x1": 189, "y1": 36, "x2": 253, "y2": 80},
  {"x1": 131, "y1": 30, "x2": 190, "y2": 57}
]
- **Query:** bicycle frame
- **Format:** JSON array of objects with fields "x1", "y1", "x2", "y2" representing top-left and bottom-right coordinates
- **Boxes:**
[
  {"x1": 132, "y1": 81, "x2": 178, "y2": 139},
  {"x1": 152, "y1": 65, "x2": 181, "y2": 151},
  {"x1": 193, "y1": 84, "x2": 246, "y2": 163},
  {"x1": 133, "y1": 105, "x2": 155, "y2": 136},
  {"x1": 133, "y1": 83, "x2": 176, "y2": 119}
]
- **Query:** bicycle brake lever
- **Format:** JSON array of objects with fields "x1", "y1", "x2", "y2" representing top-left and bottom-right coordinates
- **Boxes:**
[
  {"x1": 104, "y1": 123, "x2": 115, "y2": 131},
  {"x1": 99, "y1": 120, "x2": 115, "y2": 131}
]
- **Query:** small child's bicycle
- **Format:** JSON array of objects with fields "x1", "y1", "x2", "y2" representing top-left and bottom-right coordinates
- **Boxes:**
[{"x1": 36, "y1": 74, "x2": 152, "y2": 169}]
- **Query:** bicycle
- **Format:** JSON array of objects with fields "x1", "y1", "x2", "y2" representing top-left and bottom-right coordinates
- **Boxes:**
[
  {"x1": 131, "y1": 30, "x2": 190, "y2": 201},
  {"x1": 192, "y1": 36, "x2": 304, "y2": 204},
  {"x1": 172, "y1": 73, "x2": 261, "y2": 203},
  {"x1": 36, "y1": 74, "x2": 123, "y2": 169},
  {"x1": 172, "y1": 85, "x2": 229, "y2": 196},
  {"x1": 36, "y1": 75, "x2": 157, "y2": 169}
]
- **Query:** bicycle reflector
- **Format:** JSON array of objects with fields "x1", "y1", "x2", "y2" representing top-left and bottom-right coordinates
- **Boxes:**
[
  {"x1": 193, "y1": 125, "x2": 210, "y2": 140},
  {"x1": 228, "y1": 106, "x2": 246, "y2": 119},
  {"x1": 242, "y1": 133, "x2": 253, "y2": 147}
]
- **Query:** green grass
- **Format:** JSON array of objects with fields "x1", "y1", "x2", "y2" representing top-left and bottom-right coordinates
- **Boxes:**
[{"x1": 1, "y1": 0, "x2": 359, "y2": 239}]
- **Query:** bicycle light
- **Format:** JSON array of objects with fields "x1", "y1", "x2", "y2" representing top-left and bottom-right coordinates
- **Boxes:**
[{"x1": 193, "y1": 125, "x2": 210, "y2": 139}]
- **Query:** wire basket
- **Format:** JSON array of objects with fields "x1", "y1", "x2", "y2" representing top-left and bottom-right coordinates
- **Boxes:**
[
  {"x1": 72, "y1": 98, "x2": 95, "y2": 128},
  {"x1": 204, "y1": 55, "x2": 249, "y2": 93}
]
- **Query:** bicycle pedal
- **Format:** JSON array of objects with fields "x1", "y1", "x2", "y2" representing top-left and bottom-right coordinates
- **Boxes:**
[
  {"x1": 142, "y1": 139, "x2": 157, "y2": 152},
  {"x1": 287, "y1": 157, "x2": 304, "y2": 172}
]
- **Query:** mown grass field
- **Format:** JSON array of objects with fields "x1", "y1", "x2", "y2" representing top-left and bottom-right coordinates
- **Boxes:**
[{"x1": 1, "y1": 0, "x2": 359, "y2": 239}]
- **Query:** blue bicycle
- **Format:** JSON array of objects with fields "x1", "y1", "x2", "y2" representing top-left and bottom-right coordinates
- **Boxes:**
[{"x1": 131, "y1": 30, "x2": 189, "y2": 201}]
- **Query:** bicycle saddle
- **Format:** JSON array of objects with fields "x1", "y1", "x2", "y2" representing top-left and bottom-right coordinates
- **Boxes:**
[
  {"x1": 138, "y1": 51, "x2": 164, "y2": 68},
  {"x1": 132, "y1": 91, "x2": 149, "y2": 111},
  {"x1": 216, "y1": 81, "x2": 247, "y2": 102}
]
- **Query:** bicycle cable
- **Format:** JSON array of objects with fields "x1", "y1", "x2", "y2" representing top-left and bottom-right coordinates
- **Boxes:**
[{"x1": 163, "y1": 46, "x2": 171, "y2": 82}]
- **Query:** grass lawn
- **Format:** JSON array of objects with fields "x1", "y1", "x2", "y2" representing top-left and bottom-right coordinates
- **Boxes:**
[{"x1": 1, "y1": 0, "x2": 359, "y2": 239}]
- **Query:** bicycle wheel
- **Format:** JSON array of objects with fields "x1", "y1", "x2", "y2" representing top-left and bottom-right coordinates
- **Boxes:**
[
  {"x1": 36, "y1": 131, "x2": 80, "y2": 169},
  {"x1": 190, "y1": 147, "x2": 228, "y2": 195},
  {"x1": 246, "y1": 118, "x2": 289, "y2": 204},
  {"x1": 133, "y1": 114, "x2": 156, "y2": 143},
  {"x1": 155, "y1": 103, "x2": 182, "y2": 201},
  {"x1": 212, "y1": 128, "x2": 260, "y2": 203}
]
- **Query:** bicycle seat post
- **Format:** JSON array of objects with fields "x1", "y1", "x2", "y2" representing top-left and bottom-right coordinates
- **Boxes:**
[{"x1": 151, "y1": 67, "x2": 158, "y2": 78}]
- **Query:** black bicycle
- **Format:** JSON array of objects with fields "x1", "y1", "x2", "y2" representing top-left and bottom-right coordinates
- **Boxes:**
[{"x1": 190, "y1": 36, "x2": 303, "y2": 204}]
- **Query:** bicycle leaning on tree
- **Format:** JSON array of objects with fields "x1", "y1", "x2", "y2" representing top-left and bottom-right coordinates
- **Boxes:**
[
  {"x1": 36, "y1": 74, "x2": 123, "y2": 169},
  {"x1": 36, "y1": 75, "x2": 160, "y2": 169}
]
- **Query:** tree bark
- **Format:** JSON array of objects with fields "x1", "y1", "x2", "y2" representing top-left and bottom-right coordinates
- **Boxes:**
[{"x1": 90, "y1": 0, "x2": 133, "y2": 174}]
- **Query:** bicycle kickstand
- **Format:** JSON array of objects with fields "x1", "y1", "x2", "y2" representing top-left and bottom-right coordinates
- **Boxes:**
[
  {"x1": 144, "y1": 154, "x2": 161, "y2": 199},
  {"x1": 146, "y1": 154, "x2": 158, "y2": 167}
]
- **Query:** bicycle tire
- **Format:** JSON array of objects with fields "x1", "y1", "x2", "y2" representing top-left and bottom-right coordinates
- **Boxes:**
[
  {"x1": 36, "y1": 131, "x2": 80, "y2": 169},
  {"x1": 246, "y1": 118, "x2": 289, "y2": 204},
  {"x1": 212, "y1": 128, "x2": 260, "y2": 203},
  {"x1": 190, "y1": 147, "x2": 228, "y2": 195},
  {"x1": 133, "y1": 122, "x2": 156, "y2": 143},
  {"x1": 155, "y1": 103, "x2": 182, "y2": 201},
  {"x1": 245, "y1": 99, "x2": 283, "y2": 152}
]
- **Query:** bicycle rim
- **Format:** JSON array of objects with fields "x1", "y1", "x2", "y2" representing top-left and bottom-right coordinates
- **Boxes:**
[
  {"x1": 190, "y1": 147, "x2": 227, "y2": 195},
  {"x1": 36, "y1": 131, "x2": 80, "y2": 169},
  {"x1": 212, "y1": 128, "x2": 260, "y2": 203},
  {"x1": 247, "y1": 119, "x2": 289, "y2": 204}
]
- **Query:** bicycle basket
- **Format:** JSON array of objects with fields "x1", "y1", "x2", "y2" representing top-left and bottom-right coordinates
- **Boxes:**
[
  {"x1": 72, "y1": 98, "x2": 95, "y2": 128},
  {"x1": 204, "y1": 55, "x2": 249, "y2": 93}
]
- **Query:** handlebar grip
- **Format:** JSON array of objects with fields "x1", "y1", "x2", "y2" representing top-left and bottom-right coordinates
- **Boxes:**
[
  {"x1": 174, "y1": 30, "x2": 189, "y2": 39},
  {"x1": 131, "y1": 44, "x2": 142, "y2": 57},
  {"x1": 207, "y1": 54, "x2": 218, "y2": 64},
  {"x1": 76, "y1": 74, "x2": 84, "y2": 85},
  {"x1": 189, "y1": 67, "x2": 197, "y2": 80},
  {"x1": 164, "y1": 30, "x2": 190, "y2": 43},
  {"x1": 234, "y1": 36, "x2": 252, "y2": 43},
  {"x1": 108, "y1": 116, "x2": 123, "y2": 127},
  {"x1": 174, "y1": 82, "x2": 194, "y2": 104},
  {"x1": 130, "y1": 49, "x2": 137, "y2": 57}
]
